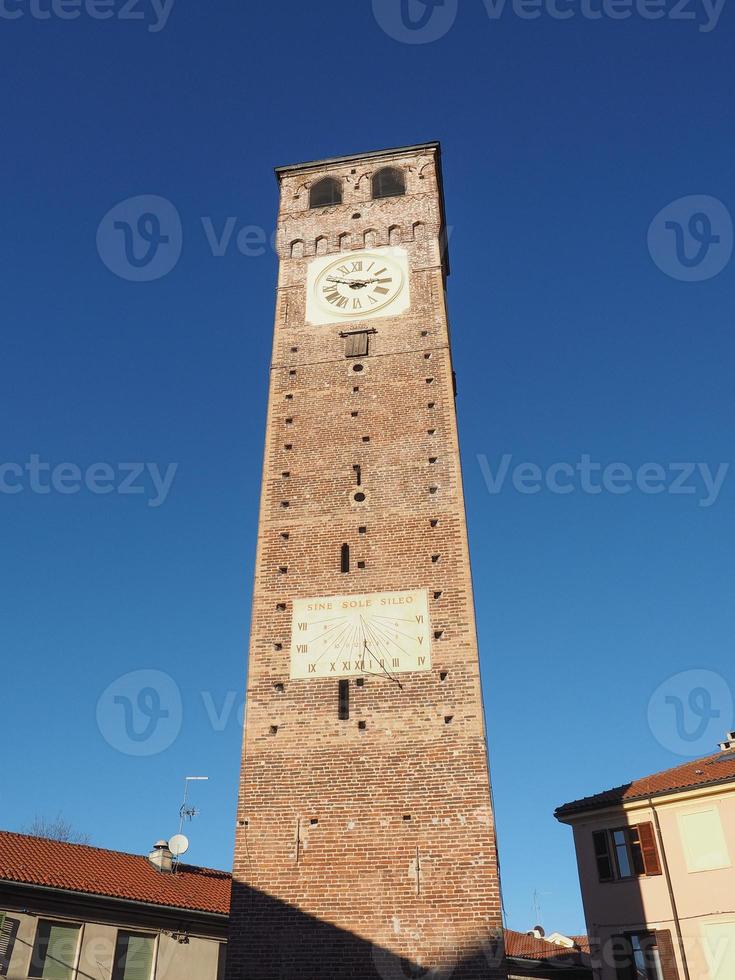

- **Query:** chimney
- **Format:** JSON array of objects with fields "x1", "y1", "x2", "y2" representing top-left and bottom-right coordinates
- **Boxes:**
[
  {"x1": 719, "y1": 732, "x2": 735, "y2": 752},
  {"x1": 148, "y1": 840, "x2": 173, "y2": 873}
]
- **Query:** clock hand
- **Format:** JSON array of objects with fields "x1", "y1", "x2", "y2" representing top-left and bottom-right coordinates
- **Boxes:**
[{"x1": 326, "y1": 276, "x2": 370, "y2": 290}]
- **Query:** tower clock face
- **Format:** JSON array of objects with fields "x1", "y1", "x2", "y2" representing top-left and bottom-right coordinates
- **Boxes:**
[
  {"x1": 306, "y1": 247, "x2": 411, "y2": 326},
  {"x1": 290, "y1": 588, "x2": 431, "y2": 680}
]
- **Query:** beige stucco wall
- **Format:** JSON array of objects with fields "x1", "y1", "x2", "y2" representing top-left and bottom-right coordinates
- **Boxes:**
[
  {"x1": 568, "y1": 785, "x2": 735, "y2": 980},
  {"x1": 0, "y1": 907, "x2": 224, "y2": 980}
]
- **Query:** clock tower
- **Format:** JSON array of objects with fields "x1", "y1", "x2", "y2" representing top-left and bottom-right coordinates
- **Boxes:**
[{"x1": 227, "y1": 143, "x2": 507, "y2": 980}]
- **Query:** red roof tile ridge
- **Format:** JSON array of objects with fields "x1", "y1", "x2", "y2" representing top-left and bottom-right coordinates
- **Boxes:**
[
  {"x1": 503, "y1": 929, "x2": 589, "y2": 962},
  {"x1": 556, "y1": 749, "x2": 735, "y2": 816},
  {"x1": 0, "y1": 830, "x2": 228, "y2": 877}
]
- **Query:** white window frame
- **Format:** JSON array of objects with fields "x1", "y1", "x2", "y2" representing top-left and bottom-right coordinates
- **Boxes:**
[
  {"x1": 112, "y1": 928, "x2": 159, "y2": 980},
  {"x1": 26, "y1": 917, "x2": 83, "y2": 980}
]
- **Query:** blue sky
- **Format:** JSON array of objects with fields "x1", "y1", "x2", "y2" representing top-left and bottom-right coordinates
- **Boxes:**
[{"x1": 1, "y1": 0, "x2": 734, "y2": 936}]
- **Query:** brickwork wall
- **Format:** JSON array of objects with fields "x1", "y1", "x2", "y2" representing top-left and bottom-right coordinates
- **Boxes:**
[{"x1": 227, "y1": 146, "x2": 507, "y2": 980}]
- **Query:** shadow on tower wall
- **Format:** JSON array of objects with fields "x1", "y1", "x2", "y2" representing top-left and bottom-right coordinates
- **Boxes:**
[{"x1": 226, "y1": 880, "x2": 508, "y2": 980}]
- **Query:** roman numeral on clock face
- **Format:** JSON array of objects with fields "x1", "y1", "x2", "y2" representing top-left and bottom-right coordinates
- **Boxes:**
[
  {"x1": 324, "y1": 289, "x2": 349, "y2": 309},
  {"x1": 312, "y1": 253, "x2": 407, "y2": 322}
]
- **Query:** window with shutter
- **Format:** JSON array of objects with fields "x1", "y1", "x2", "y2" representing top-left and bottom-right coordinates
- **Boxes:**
[
  {"x1": 638, "y1": 822, "x2": 663, "y2": 876},
  {"x1": 593, "y1": 830, "x2": 614, "y2": 881},
  {"x1": 654, "y1": 930, "x2": 680, "y2": 980},
  {"x1": 609, "y1": 934, "x2": 634, "y2": 980},
  {"x1": 0, "y1": 916, "x2": 19, "y2": 977},
  {"x1": 344, "y1": 332, "x2": 369, "y2": 358},
  {"x1": 596, "y1": 824, "x2": 661, "y2": 881},
  {"x1": 112, "y1": 932, "x2": 156, "y2": 980},
  {"x1": 29, "y1": 921, "x2": 81, "y2": 980}
]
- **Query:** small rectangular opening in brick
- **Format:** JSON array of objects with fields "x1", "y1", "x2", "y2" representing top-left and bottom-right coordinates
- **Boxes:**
[{"x1": 338, "y1": 679, "x2": 350, "y2": 720}]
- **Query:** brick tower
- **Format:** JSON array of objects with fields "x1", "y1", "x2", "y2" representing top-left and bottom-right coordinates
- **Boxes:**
[{"x1": 227, "y1": 143, "x2": 506, "y2": 980}]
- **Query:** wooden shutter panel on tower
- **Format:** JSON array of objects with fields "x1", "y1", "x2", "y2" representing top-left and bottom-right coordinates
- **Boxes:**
[
  {"x1": 638, "y1": 822, "x2": 663, "y2": 876},
  {"x1": 655, "y1": 930, "x2": 680, "y2": 980},
  {"x1": 593, "y1": 830, "x2": 614, "y2": 882},
  {"x1": 344, "y1": 332, "x2": 369, "y2": 358}
]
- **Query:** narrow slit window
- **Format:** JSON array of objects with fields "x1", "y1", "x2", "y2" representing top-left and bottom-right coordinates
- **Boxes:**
[
  {"x1": 341, "y1": 544, "x2": 350, "y2": 573},
  {"x1": 338, "y1": 679, "x2": 350, "y2": 720},
  {"x1": 353, "y1": 465, "x2": 362, "y2": 486}
]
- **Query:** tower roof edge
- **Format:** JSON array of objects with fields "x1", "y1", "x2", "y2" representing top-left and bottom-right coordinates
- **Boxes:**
[{"x1": 274, "y1": 142, "x2": 442, "y2": 180}]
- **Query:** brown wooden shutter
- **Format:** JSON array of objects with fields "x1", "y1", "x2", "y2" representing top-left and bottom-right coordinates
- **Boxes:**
[
  {"x1": 593, "y1": 830, "x2": 614, "y2": 881},
  {"x1": 654, "y1": 930, "x2": 680, "y2": 980},
  {"x1": 0, "y1": 916, "x2": 19, "y2": 977},
  {"x1": 345, "y1": 332, "x2": 369, "y2": 358},
  {"x1": 638, "y1": 822, "x2": 663, "y2": 876}
]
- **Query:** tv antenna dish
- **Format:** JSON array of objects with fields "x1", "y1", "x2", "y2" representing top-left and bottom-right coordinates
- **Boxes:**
[{"x1": 168, "y1": 834, "x2": 190, "y2": 857}]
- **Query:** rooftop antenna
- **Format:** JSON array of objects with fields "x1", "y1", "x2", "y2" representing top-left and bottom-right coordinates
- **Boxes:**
[
  {"x1": 532, "y1": 889, "x2": 542, "y2": 927},
  {"x1": 169, "y1": 776, "x2": 208, "y2": 870},
  {"x1": 178, "y1": 775, "x2": 209, "y2": 835}
]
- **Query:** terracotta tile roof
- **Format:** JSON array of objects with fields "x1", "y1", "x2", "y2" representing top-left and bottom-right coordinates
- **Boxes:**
[
  {"x1": 555, "y1": 749, "x2": 735, "y2": 819},
  {"x1": 504, "y1": 929, "x2": 589, "y2": 964},
  {"x1": 0, "y1": 832, "x2": 230, "y2": 915},
  {"x1": 0, "y1": 831, "x2": 590, "y2": 967}
]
